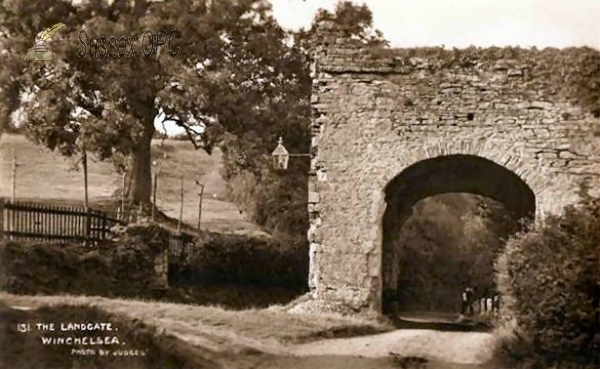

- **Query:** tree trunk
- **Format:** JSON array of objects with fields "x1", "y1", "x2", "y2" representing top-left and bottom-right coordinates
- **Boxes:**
[{"x1": 125, "y1": 127, "x2": 154, "y2": 205}]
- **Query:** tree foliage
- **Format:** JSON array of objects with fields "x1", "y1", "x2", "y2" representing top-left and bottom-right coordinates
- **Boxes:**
[
  {"x1": 0, "y1": 0, "x2": 307, "y2": 205},
  {"x1": 0, "y1": 0, "x2": 386, "y2": 236},
  {"x1": 222, "y1": 1, "x2": 386, "y2": 237},
  {"x1": 397, "y1": 193, "x2": 518, "y2": 312}
]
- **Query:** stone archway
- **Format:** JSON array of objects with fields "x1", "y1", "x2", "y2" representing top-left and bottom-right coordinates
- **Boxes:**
[
  {"x1": 380, "y1": 154, "x2": 535, "y2": 314},
  {"x1": 305, "y1": 32, "x2": 600, "y2": 315}
]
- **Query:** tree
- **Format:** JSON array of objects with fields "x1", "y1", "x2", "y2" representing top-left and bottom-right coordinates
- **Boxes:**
[
  {"x1": 0, "y1": 0, "x2": 301, "y2": 205},
  {"x1": 221, "y1": 1, "x2": 387, "y2": 237},
  {"x1": 0, "y1": 0, "x2": 387, "y2": 232},
  {"x1": 310, "y1": 1, "x2": 387, "y2": 46}
]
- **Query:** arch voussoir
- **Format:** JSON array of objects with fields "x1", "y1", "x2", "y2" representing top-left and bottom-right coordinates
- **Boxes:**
[{"x1": 413, "y1": 137, "x2": 546, "y2": 195}]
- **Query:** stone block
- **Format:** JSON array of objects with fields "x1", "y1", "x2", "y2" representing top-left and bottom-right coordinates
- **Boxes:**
[
  {"x1": 307, "y1": 224, "x2": 322, "y2": 243},
  {"x1": 319, "y1": 286, "x2": 372, "y2": 311},
  {"x1": 317, "y1": 251, "x2": 370, "y2": 288}
]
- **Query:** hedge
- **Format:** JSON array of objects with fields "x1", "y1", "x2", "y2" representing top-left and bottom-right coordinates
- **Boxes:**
[
  {"x1": 494, "y1": 198, "x2": 600, "y2": 368},
  {"x1": 0, "y1": 223, "x2": 170, "y2": 298},
  {"x1": 175, "y1": 232, "x2": 308, "y2": 288}
]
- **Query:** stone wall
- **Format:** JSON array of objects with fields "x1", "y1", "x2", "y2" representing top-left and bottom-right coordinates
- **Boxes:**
[
  {"x1": 308, "y1": 26, "x2": 600, "y2": 313},
  {"x1": 111, "y1": 221, "x2": 172, "y2": 294},
  {"x1": 151, "y1": 249, "x2": 169, "y2": 290}
]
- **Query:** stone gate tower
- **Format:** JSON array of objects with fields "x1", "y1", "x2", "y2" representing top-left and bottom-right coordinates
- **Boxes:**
[{"x1": 306, "y1": 24, "x2": 600, "y2": 314}]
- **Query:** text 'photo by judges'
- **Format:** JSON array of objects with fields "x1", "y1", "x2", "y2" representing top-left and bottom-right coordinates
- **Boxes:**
[{"x1": 0, "y1": 1, "x2": 598, "y2": 368}]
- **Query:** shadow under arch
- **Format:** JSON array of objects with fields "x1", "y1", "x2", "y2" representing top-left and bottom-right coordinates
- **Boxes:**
[{"x1": 381, "y1": 154, "x2": 536, "y2": 314}]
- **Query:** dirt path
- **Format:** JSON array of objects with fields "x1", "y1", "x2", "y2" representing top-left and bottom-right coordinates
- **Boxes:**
[
  {"x1": 289, "y1": 329, "x2": 495, "y2": 364},
  {"x1": 235, "y1": 329, "x2": 495, "y2": 369},
  {"x1": 3, "y1": 299, "x2": 497, "y2": 369}
]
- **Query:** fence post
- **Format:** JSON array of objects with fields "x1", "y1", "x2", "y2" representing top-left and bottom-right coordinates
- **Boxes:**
[
  {"x1": 138, "y1": 202, "x2": 143, "y2": 221},
  {"x1": 0, "y1": 197, "x2": 4, "y2": 239},
  {"x1": 120, "y1": 170, "x2": 127, "y2": 222},
  {"x1": 152, "y1": 170, "x2": 158, "y2": 221},
  {"x1": 101, "y1": 211, "x2": 107, "y2": 240},
  {"x1": 8, "y1": 200, "x2": 14, "y2": 241},
  {"x1": 197, "y1": 182, "x2": 204, "y2": 231},
  {"x1": 83, "y1": 150, "x2": 91, "y2": 244},
  {"x1": 178, "y1": 175, "x2": 183, "y2": 233},
  {"x1": 11, "y1": 148, "x2": 17, "y2": 203}
]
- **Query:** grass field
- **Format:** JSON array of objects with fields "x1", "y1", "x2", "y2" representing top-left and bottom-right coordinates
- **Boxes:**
[{"x1": 0, "y1": 134, "x2": 262, "y2": 234}]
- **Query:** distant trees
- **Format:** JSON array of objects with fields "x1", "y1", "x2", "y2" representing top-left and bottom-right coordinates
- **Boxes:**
[{"x1": 396, "y1": 193, "x2": 518, "y2": 312}]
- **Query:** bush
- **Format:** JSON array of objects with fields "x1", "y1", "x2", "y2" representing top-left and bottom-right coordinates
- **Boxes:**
[
  {"x1": 177, "y1": 232, "x2": 308, "y2": 289},
  {"x1": 0, "y1": 241, "x2": 114, "y2": 296},
  {"x1": 0, "y1": 223, "x2": 171, "y2": 298},
  {"x1": 494, "y1": 198, "x2": 600, "y2": 368},
  {"x1": 110, "y1": 223, "x2": 171, "y2": 296}
]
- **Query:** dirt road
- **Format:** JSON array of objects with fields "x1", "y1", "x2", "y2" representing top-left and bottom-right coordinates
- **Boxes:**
[
  {"x1": 233, "y1": 329, "x2": 495, "y2": 369},
  {"x1": 3, "y1": 298, "x2": 498, "y2": 369},
  {"x1": 290, "y1": 329, "x2": 495, "y2": 364}
]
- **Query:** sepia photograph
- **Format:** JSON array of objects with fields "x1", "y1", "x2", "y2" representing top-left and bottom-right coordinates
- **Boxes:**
[{"x1": 0, "y1": 0, "x2": 598, "y2": 368}]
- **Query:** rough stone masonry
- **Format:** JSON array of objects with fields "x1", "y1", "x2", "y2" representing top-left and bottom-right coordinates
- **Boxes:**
[{"x1": 307, "y1": 23, "x2": 600, "y2": 314}]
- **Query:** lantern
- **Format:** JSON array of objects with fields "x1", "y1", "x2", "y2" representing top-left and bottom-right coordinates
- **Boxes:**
[{"x1": 271, "y1": 136, "x2": 289, "y2": 170}]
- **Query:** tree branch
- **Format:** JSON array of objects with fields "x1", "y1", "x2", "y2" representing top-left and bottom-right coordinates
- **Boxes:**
[
  {"x1": 164, "y1": 115, "x2": 202, "y2": 149},
  {"x1": 77, "y1": 94, "x2": 104, "y2": 119}
]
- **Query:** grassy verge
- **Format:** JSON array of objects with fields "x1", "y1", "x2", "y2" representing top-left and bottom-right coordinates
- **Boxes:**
[
  {"x1": 0, "y1": 300, "x2": 223, "y2": 369},
  {"x1": 1, "y1": 296, "x2": 493, "y2": 369},
  {"x1": 0, "y1": 293, "x2": 393, "y2": 354}
]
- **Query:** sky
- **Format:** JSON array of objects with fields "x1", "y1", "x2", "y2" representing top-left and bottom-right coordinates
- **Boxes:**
[
  {"x1": 271, "y1": 0, "x2": 600, "y2": 49},
  {"x1": 160, "y1": 0, "x2": 600, "y2": 135}
]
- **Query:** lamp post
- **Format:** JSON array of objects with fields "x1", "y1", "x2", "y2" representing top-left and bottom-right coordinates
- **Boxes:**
[{"x1": 270, "y1": 137, "x2": 311, "y2": 171}]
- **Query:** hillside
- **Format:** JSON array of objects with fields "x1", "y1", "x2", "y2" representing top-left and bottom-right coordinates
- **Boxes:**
[{"x1": 0, "y1": 134, "x2": 262, "y2": 234}]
